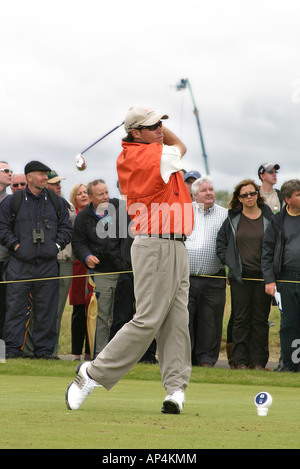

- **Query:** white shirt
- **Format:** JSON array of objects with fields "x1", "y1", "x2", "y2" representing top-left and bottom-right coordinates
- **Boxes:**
[
  {"x1": 259, "y1": 188, "x2": 280, "y2": 213},
  {"x1": 185, "y1": 202, "x2": 228, "y2": 275},
  {"x1": 160, "y1": 145, "x2": 182, "y2": 183}
]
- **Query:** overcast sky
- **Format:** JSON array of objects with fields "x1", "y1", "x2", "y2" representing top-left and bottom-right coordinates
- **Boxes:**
[{"x1": 1, "y1": 0, "x2": 300, "y2": 199}]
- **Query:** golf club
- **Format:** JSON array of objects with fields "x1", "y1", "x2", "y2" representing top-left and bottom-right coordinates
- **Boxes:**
[{"x1": 75, "y1": 121, "x2": 124, "y2": 171}]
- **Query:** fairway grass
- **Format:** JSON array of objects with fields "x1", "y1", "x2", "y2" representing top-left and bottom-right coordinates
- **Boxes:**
[{"x1": 1, "y1": 361, "x2": 300, "y2": 449}]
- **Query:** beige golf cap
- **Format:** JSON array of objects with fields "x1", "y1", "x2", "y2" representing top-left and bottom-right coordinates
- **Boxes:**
[
  {"x1": 47, "y1": 170, "x2": 66, "y2": 184},
  {"x1": 124, "y1": 107, "x2": 168, "y2": 133}
]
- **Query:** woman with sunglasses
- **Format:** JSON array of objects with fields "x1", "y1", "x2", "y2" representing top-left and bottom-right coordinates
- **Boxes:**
[{"x1": 217, "y1": 179, "x2": 273, "y2": 370}]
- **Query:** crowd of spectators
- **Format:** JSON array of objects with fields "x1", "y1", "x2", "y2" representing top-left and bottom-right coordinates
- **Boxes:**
[{"x1": 0, "y1": 158, "x2": 299, "y2": 373}]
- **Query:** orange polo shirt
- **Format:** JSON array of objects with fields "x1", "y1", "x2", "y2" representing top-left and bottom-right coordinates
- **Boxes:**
[{"x1": 117, "y1": 141, "x2": 194, "y2": 237}]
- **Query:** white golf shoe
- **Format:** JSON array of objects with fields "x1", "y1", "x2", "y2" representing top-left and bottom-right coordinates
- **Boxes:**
[
  {"x1": 65, "y1": 362, "x2": 101, "y2": 410},
  {"x1": 161, "y1": 390, "x2": 185, "y2": 414}
]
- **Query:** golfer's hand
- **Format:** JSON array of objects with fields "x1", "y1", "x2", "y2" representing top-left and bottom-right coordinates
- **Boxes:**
[
  {"x1": 265, "y1": 282, "x2": 276, "y2": 296},
  {"x1": 86, "y1": 255, "x2": 100, "y2": 269}
]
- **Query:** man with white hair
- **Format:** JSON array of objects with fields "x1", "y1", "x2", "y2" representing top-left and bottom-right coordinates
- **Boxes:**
[{"x1": 185, "y1": 176, "x2": 228, "y2": 367}]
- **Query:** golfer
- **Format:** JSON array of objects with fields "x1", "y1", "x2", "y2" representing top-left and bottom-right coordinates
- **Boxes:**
[{"x1": 66, "y1": 107, "x2": 194, "y2": 414}]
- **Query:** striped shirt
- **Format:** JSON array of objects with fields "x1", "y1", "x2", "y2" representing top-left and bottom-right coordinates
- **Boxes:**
[{"x1": 185, "y1": 202, "x2": 228, "y2": 276}]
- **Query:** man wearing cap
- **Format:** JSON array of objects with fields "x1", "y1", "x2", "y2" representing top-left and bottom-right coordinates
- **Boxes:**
[
  {"x1": 0, "y1": 161, "x2": 12, "y2": 340},
  {"x1": 258, "y1": 163, "x2": 283, "y2": 214},
  {"x1": 47, "y1": 170, "x2": 65, "y2": 196},
  {"x1": 23, "y1": 169, "x2": 76, "y2": 358},
  {"x1": 0, "y1": 161, "x2": 73, "y2": 359},
  {"x1": 184, "y1": 170, "x2": 201, "y2": 200},
  {"x1": 66, "y1": 107, "x2": 194, "y2": 414}
]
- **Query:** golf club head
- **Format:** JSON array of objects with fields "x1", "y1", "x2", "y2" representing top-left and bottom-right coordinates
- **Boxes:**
[{"x1": 75, "y1": 153, "x2": 87, "y2": 171}]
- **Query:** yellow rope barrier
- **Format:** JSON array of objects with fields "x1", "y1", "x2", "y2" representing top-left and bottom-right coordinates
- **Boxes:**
[
  {"x1": 0, "y1": 270, "x2": 134, "y2": 285},
  {"x1": 0, "y1": 270, "x2": 298, "y2": 285},
  {"x1": 194, "y1": 274, "x2": 299, "y2": 284}
]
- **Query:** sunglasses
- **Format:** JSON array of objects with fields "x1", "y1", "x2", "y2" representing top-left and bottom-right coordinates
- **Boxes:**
[
  {"x1": 137, "y1": 121, "x2": 162, "y2": 131},
  {"x1": 239, "y1": 191, "x2": 258, "y2": 199},
  {"x1": 0, "y1": 168, "x2": 13, "y2": 174},
  {"x1": 266, "y1": 169, "x2": 278, "y2": 175},
  {"x1": 12, "y1": 182, "x2": 26, "y2": 188}
]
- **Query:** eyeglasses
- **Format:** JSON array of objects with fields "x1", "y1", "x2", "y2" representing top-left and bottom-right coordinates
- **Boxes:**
[
  {"x1": 239, "y1": 191, "x2": 258, "y2": 199},
  {"x1": 12, "y1": 182, "x2": 26, "y2": 188},
  {"x1": 0, "y1": 168, "x2": 13, "y2": 174},
  {"x1": 137, "y1": 121, "x2": 162, "y2": 131}
]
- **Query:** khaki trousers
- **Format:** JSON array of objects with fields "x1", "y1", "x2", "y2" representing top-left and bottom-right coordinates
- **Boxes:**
[
  {"x1": 92, "y1": 273, "x2": 119, "y2": 356},
  {"x1": 88, "y1": 236, "x2": 191, "y2": 394}
]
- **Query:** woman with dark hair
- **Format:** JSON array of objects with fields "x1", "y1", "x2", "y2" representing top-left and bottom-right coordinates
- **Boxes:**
[{"x1": 217, "y1": 179, "x2": 273, "y2": 369}]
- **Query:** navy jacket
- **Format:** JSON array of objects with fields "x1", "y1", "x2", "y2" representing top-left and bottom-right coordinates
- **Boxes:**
[
  {"x1": 71, "y1": 198, "x2": 130, "y2": 273},
  {"x1": 0, "y1": 187, "x2": 73, "y2": 264},
  {"x1": 261, "y1": 208, "x2": 292, "y2": 284}
]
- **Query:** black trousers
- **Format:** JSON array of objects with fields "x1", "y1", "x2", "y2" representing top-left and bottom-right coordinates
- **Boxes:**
[
  {"x1": 0, "y1": 262, "x2": 7, "y2": 340},
  {"x1": 71, "y1": 304, "x2": 90, "y2": 355},
  {"x1": 278, "y1": 270, "x2": 300, "y2": 371},
  {"x1": 188, "y1": 273, "x2": 226, "y2": 366},
  {"x1": 230, "y1": 271, "x2": 271, "y2": 368}
]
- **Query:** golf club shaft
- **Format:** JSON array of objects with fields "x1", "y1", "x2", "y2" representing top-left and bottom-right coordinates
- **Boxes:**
[{"x1": 81, "y1": 121, "x2": 124, "y2": 154}]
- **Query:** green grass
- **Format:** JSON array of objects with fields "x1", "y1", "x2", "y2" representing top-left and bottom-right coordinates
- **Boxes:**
[
  {"x1": 0, "y1": 290, "x2": 296, "y2": 449},
  {"x1": 1, "y1": 360, "x2": 300, "y2": 449}
]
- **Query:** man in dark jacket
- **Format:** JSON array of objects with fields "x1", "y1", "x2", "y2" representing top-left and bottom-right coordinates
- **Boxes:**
[
  {"x1": 72, "y1": 179, "x2": 125, "y2": 357},
  {"x1": 0, "y1": 161, "x2": 12, "y2": 339},
  {"x1": 0, "y1": 161, "x2": 73, "y2": 359},
  {"x1": 262, "y1": 179, "x2": 300, "y2": 372}
]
